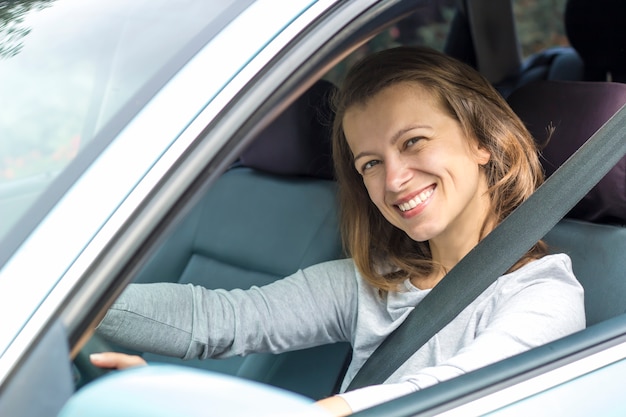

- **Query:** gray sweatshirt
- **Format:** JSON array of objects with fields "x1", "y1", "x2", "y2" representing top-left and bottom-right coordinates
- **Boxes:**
[{"x1": 97, "y1": 253, "x2": 585, "y2": 412}]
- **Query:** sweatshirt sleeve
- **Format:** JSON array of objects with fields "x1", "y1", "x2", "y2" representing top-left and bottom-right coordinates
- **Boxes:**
[
  {"x1": 96, "y1": 259, "x2": 357, "y2": 360},
  {"x1": 337, "y1": 254, "x2": 585, "y2": 413}
]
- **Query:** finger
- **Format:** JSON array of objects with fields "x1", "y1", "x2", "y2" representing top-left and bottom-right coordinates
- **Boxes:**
[{"x1": 90, "y1": 352, "x2": 147, "y2": 370}]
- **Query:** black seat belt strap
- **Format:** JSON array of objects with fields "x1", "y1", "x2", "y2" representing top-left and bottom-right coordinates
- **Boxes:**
[
  {"x1": 347, "y1": 102, "x2": 626, "y2": 391},
  {"x1": 466, "y1": 0, "x2": 521, "y2": 84}
]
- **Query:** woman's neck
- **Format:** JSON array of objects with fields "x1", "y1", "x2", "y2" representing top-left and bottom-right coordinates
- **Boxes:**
[
  {"x1": 416, "y1": 204, "x2": 495, "y2": 290},
  {"x1": 410, "y1": 267, "x2": 446, "y2": 290}
]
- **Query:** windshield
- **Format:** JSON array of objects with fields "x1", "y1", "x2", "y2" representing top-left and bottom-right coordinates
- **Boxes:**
[{"x1": 0, "y1": 0, "x2": 248, "y2": 242}]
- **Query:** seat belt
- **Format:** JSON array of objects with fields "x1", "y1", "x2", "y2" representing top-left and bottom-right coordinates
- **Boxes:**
[
  {"x1": 347, "y1": 102, "x2": 626, "y2": 391},
  {"x1": 465, "y1": 0, "x2": 521, "y2": 84}
]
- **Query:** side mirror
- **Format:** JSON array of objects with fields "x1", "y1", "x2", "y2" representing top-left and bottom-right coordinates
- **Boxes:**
[{"x1": 59, "y1": 365, "x2": 331, "y2": 417}]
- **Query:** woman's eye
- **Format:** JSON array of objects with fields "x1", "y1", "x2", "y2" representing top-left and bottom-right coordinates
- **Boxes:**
[
  {"x1": 404, "y1": 137, "x2": 422, "y2": 149},
  {"x1": 362, "y1": 160, "x2": 380, "y2": 172}
]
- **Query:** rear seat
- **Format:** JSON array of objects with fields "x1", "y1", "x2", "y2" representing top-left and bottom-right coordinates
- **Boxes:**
[
  {"x1": 507, "y1": 80, "x2": 626, "y2": 326},
  {"x1": 131, "y1": 80, "x2": 351, "y2": 400},
  {"x1": 504, "y1": 0, "x2": 626, "y2": 94}
]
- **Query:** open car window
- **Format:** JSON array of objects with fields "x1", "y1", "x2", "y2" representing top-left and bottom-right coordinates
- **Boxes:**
[{"x1": 79, "y1": 0, "x2": 625, "y2": 407}]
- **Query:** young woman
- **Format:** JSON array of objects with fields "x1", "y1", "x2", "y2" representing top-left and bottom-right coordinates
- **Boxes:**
[{"x1": 91, "y1": 46, "x2": 585, "y2": 416}]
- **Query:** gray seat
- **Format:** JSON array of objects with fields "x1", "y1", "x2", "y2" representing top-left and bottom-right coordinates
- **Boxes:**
[
  {"x1": 507, "y1": 80, "x2": 626, "y2": 326},
  {"x1": 544, "y1": 219, "x2": 626, "y2": 326},
  {"x1": 131, "y1": 80, "x2": 351, "y2": 399}
]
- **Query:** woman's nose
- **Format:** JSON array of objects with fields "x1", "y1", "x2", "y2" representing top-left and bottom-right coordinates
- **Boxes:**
[{"x1": 385, "y1": 157, "x2": 412, "y2": 192}]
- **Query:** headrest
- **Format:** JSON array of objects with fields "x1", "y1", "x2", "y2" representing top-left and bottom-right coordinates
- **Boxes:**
[
  {"x1": 565, "y1": 0, "x2": 626, "y2": 82},
  {"x1": 239, "y1": 80, "x2": 336, "y2": 180},
  {"x1": 507, "y1": 80, "x2": 626, "y2": 224}
]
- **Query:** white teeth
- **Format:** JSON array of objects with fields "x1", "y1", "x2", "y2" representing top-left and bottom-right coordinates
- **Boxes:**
[{"x1": 398, "y1": 188, "x2": 434, "y2": 212}]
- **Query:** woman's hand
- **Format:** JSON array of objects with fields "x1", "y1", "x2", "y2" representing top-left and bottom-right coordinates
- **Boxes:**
[
  {"x1": 90, "y1": 352, "x2": 147, "y2": 370},
  {"x1": 315, "y1": 396, "x2": 352, "y2": 416}
]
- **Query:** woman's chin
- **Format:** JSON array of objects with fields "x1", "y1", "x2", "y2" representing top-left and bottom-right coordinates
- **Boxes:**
[{"x1": 404, "y1": 228, "x2": 437, "y2": 243}]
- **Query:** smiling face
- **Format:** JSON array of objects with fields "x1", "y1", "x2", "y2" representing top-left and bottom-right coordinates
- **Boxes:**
[{"x1": 343, "y1": 82, "x2": 492, "y2": 265}]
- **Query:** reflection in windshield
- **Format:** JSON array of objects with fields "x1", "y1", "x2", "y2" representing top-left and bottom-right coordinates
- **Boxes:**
[
  {"x1": 0, "y1": 1, "x2": 54, "y2": 59},
  {"x1": 0, "y1": 0, "x2": 237, "y2": 240}
]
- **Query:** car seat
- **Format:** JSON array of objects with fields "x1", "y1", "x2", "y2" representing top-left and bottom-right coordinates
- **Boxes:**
[
  {"x1": 504, "y1": 0, "x2": 626, "y2": 94},
  {"x1": 442, "y1": 1, "x2": 582, "y2": 97},
  {"x1": 128, "y1": 80, "x2": 351, "y2": 400},
  {"x1": 507, "y1": 80, "x2": 626, "y2": 326}
]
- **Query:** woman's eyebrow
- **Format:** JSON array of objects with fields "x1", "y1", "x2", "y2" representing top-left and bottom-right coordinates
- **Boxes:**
[
  {"x1": 353, "y1": 151, "x2": 376, "y2": 163},
  {"x1": 389, "y1": 124, "x2": 432, "y2": 145}
]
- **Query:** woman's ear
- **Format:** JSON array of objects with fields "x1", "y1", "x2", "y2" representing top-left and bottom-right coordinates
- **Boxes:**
[
  {"x1": 470, "y1": 140, "x2": 491, "y2": 166},
  {"x1": 476, "y1": 146, "x2": 491, "y2": 166}
]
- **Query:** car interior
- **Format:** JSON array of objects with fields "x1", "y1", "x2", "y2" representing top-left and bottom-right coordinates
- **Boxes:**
[
  {"x1": 71, "y1": 0, "x2": 626, "y2": 410},
  {"x1": 124, "y1": 79, "x2": 351, "y2": 400}
]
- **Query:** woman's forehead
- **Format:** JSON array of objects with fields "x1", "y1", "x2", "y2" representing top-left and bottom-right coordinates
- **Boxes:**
[
  {"x1": 342, "y1": 82, "x2": 449, "y2": 130},
  {"x1": 345, "y1": 82, "x2": 437, "y2": 116}
]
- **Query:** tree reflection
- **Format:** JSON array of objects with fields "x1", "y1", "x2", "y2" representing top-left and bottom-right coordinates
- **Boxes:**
[{"x1": 0, "y1": 0, "x2": 54, "y2": 59}]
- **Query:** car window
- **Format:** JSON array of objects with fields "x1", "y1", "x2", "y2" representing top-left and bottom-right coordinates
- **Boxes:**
[
  {"x1": 513, "y1": 0, "x2": 569, "y2": 58},
  {"x1": 110, "y1": 5, "x2": 464, "y2": 399},
  {"x1": 0, "y1": 0, "x2": 244, "y2": 241}
]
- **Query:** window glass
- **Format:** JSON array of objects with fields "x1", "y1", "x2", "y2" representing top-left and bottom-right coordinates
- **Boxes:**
[
  {"x1": 514, "y1": 0, "x2": 569, "y2": 58},
  {"x1": 0, "y1": 0, "x2": 241, "y2": 240}
]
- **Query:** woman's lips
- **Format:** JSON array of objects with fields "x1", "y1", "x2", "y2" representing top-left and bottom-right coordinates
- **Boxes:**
[{"x1": 394, "y1": 185, "x2": 436, "y2": 216}]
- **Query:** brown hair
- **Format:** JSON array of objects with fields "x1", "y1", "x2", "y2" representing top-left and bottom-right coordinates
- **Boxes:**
[{"x1": 331, "y1": 46, "x2": 546, "y2": 291}]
